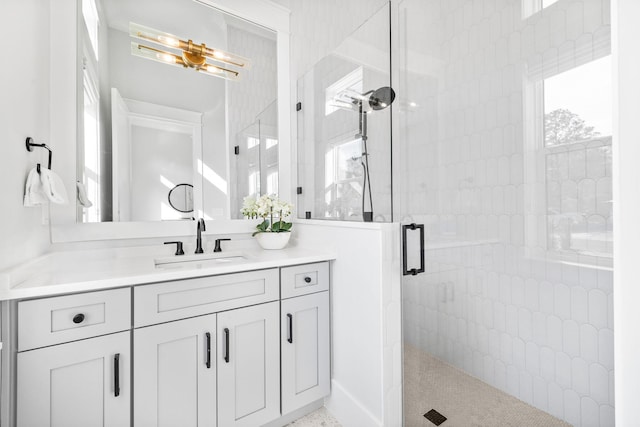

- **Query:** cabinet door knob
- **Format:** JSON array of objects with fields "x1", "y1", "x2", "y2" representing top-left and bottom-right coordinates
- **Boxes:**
[
  {"x1": 73, "y1": 313, "x2": 85, "y2": 324},
  {"x1": 304, "y1": 276, "x2": 312, "y2": 283}
]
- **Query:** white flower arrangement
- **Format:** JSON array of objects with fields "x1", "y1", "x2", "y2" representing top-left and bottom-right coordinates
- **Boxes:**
[{"x1": 241, "y1": 194, "x2": 293, "y2": 236}]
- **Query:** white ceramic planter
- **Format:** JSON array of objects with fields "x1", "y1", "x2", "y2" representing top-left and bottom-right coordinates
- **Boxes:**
[{"x1": 255, "y1": 232, "x2": 291, "y2": 250}]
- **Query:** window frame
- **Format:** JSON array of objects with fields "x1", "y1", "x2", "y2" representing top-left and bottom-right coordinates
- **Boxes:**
[{"x1": 524, "y1": 69, "x2": 613, "y2": 266}]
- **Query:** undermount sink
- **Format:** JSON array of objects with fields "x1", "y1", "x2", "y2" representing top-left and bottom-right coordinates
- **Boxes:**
[{"x1": 154, "y1": 252, "x2": 247, "y2": 270}]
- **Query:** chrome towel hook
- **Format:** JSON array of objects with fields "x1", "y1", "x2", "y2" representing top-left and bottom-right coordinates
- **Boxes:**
[{"x1": 25, "y1": 137, "x2": 52, "y2": 173}]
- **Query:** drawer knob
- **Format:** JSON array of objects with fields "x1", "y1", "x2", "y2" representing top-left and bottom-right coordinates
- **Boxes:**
[
  {"x1": 304, "y1": 276, "x2": 312, "y2": 283},
  {"x1": 72, "y1": 313, "x2": 85, "y2": 324}
]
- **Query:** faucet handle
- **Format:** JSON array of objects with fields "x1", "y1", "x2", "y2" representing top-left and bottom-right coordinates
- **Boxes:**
[
  {"x1": 164, "y1": 241, "x2": 185, "y2": 256},
  {"x1": 213, "y1": 238, "x2": 231, "y2": 253}
]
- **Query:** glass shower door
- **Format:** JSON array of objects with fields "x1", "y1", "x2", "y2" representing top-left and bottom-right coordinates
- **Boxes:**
[
  {"x1": 296, "y1": 3, "x2": 393, "y2": 223},
  {"x1": 394, "y1": 1, "x2": 614, "y2": 426}
]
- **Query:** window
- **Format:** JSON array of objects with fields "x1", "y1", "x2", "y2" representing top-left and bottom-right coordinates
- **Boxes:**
[
  {"x1": 325, "y1": 67, "x2": 363, "y2": 116},
  {"x1": 266, "y1": 171, "x2": 278, "y2": 195},
  {"x1": 542, "y1": 56, "x2": 612, "y2": 256},
  {"x1": 265, "y1": 138, "x2": 278, "y2": 150},
  {"x1": 82, "y1": 0, "x2": 99, "y2": 60},
  {"x1": 323, "y1": 137, "x2": 363, "y2": 218},
  {"x1": 544, "y1": 57, "x2": 612, "y2": 146},
  {"x1": 80, "y1": 0, "x2": 101, "y2": 222},
  {"x1": 247, "y1": 136, "x2": 259, "y2": 149},
  {"x1": 248, "y1": 171, "x2": 260, "y2": 197},
  {"x1": 522, "y1": 0, "x2": 561, "y2": 19}
]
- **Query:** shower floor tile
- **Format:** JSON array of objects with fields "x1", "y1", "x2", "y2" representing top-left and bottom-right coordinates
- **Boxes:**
[{"x1": 404, "y1": 344, "x2": 572, "y2": 427}]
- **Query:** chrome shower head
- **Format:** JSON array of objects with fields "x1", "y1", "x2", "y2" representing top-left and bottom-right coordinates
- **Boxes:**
[
  {"x1": 332, "y1": 86, "x2": 396, "y2": 112},
  {"x1": 367, "y1": 86, "x2": 396, "y2": 111}
]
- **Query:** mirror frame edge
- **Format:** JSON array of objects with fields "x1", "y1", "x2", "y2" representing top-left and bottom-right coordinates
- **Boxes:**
[{"x1": 49, "y1": 0, "x2": 292, "y2": 242}]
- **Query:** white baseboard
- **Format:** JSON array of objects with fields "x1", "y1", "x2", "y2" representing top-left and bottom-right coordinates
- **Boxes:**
[{"x1": 325, "y1": 380, "x2": 383, "y2": 427}]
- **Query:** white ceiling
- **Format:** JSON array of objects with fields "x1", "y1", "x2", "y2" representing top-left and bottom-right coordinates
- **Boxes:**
[{"x1": 101, "y1": 0, "x2": 275, "y2": 46}]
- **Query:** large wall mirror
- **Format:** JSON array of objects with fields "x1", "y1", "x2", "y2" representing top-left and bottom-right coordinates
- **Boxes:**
[{"x1": 49, "y1": 0, "x2": 291, "y2": 241}]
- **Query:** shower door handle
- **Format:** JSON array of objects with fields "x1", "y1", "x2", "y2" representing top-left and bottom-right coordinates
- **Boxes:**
[{"x1": 402, "y1": 223, "x2": 425, "y2": 276}]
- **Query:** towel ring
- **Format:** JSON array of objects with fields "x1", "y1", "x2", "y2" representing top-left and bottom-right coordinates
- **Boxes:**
[{"x1": 25, "y1": 137, "x2": 52, "y2": 172}]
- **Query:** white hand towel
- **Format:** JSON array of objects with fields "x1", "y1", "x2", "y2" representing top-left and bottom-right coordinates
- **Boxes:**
[
  {"x1": 23, "y1": 167, "x2": 48, "y2": 207},
  {"x1": 76, "y1": 181, "x2": 93, "y2": 208},
  {"x1": 40, "y1": 168, "x2": 69, "y2": 205}
]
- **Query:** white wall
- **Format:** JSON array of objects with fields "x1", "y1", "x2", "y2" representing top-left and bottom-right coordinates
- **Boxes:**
[
  {"x1": 294, "y1": 222, "x2": 402, "y2": 427},
  {"x1": 612, "y1": 1, "x2": 640, "y2": 425},
  {"x1": 271, "y1": 0, "x2": 388, "y2": 81},
  {"x1": 0, "y1": 0, "x2": 52, "y2": 270}
]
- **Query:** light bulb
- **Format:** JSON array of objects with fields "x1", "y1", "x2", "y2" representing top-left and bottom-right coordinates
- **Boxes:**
[
  {"x1": 158, "y1": 53, "x2": 176, "y2": 63},
  {"x1": 158, "y1": 36, "x2": 180, "y2": 47},
  {"x1": 205, "y1": 64, "x2": 223, "y2": 74}
]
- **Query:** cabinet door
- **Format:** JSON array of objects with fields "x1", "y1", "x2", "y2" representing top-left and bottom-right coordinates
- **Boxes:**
[
  {"x1": 217, "y1": 301, "x2": 280, "y2": 426},
  {"x1": 281, "y1": 292, "x2": 330, "y2": 414},
  {"x1": 17, "y1": 331, "x2": 130, "y2": 427},
  {"x1": 134, "y1": 314, "x2": 216, "y2": 427}
]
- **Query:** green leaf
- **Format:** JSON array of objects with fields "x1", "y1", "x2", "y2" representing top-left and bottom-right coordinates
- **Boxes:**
[
  {"x1": 280, "y1": 222, "x2": 292, "y2": 231},
  {"x1": 256, "y1": 220, "x2": 269, "y2": 232}
]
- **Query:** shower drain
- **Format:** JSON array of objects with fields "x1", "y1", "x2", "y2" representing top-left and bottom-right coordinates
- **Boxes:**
[{"x1": 423, "y1": 409, "x2": 447, "y2": 425}]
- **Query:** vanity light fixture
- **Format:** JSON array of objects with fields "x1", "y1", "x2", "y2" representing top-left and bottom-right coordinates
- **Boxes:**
[{"x1": 129, "y1": 22, "x2": 250, "y2": 81}]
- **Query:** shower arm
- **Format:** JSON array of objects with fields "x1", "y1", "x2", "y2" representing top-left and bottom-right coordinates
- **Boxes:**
[
  {"x1": 358, "y1": 102, "x2": 368, "y2": 142},
  {"x1": 357, "y1": 101, "x2": 374, "y2": 220}
]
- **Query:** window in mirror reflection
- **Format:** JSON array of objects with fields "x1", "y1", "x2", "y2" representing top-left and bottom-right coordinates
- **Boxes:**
[
  {"x1": 80, "y1": 0, "x2": 102, "y2": 223},
  {"x1": 82, "y1": 68, "x2": 101, "y2": 223},
  {"x1": 249, "y1": 171, "x2": 260, "y2": 198},
  {"x1": 82, "y1": 0, "x2": 99, "y2": 60},
  {"x1": 267, "y1": 172, "x2": 278, "y2": 195}
]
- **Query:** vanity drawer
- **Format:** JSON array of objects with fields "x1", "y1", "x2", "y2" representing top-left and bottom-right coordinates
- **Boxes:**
[
  {"x1": 134, "y1": 268, "x2": 279, "y2": 327},
  {"x1": 281, "y1": 262, "x2": 330, "y2": 299},
  {"x1": 18, "y1": 288, "x2": 131, "y2": 351}
]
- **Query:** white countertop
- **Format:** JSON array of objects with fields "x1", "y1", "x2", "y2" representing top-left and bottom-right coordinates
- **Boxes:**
[{"x1": 0, "y1": 245, "x2": 335, "y2": 300}]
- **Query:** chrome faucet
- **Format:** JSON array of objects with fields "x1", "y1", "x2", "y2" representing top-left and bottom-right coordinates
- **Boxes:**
[{"x1": 195, "y1": 218, "x2": 205, "y2": 254}]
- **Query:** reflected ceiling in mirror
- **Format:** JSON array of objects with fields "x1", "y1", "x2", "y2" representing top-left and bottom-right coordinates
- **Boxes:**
[{"x1": 77, "y1": 0, "x2": 277, "y2": 224}]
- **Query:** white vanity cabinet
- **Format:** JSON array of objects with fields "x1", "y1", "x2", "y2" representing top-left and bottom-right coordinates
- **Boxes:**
[
  {"x1": 217, "y1": 301, "x2": 281, "y2": 426},
  {"x1": 15, "y1": 288, "x2": 132, "y2": 427},
  {"x1": 281, "y1": 291, "x2": 330, "y2": 415},
  {"x1": 9, "y1": 260, "x2": 331, "y2": 427},
  {"x1": 17, "y1": 331, "x2": 130, "y2": 427},
  {"x1": 280, "y1": 262, "x2": 331, "y2": 415},
  {"x1": 133, "y1": 313, "x2": 217, "y2": 427}
]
